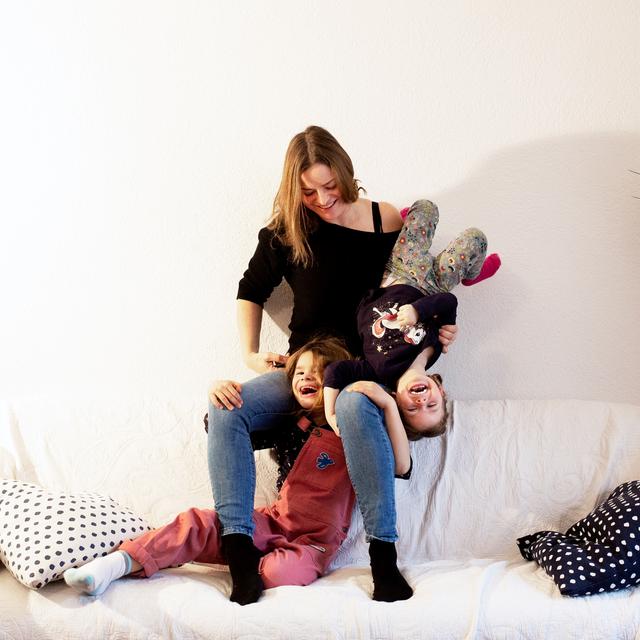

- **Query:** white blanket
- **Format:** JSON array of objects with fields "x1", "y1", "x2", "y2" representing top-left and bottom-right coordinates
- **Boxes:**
[{"x1": 2, "y1": 396, "x2": 640, "y2": 639}]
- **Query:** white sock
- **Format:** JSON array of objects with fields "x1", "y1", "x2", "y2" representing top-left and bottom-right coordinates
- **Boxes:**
[{"x1": 64, "y1": 550, "x2": 132, "y2": 596}]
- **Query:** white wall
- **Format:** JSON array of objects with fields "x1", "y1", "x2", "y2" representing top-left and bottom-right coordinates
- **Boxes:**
[{"x1": 1, "y1": 1, "x2": 639, "y2": 404}]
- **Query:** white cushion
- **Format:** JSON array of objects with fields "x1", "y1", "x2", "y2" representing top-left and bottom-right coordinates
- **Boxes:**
[{"x1": 0, "y1": 479, "x2": 150, "y2": 589}]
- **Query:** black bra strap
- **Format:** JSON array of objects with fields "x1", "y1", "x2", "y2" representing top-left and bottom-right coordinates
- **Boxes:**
[{"x1": 372, "y1": 201, "x2": 383, "y2": 234}]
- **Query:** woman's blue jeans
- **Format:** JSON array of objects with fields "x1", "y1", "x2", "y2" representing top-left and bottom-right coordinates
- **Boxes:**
[
  {"x1": 207, "y1": 370, "x2": 294, "y2": 537},
  {"x1": 336, "y1": 388, "x2": 398, "y2": 542},
  {"x1": 207, "y1": 373, "x2": 398, "y2": 542}
]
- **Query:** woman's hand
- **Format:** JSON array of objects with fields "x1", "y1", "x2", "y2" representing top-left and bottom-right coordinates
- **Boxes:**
[
  {"x1": 209, "y1": 379, "x2": 243, "y2": 410},
  {"x1": 347, "y1": 381, "x2": 394, "y2": 410},
  {"x1": 439, "y1": 324, "x2": 458, "y2": 353},
  {"x1": 245, "y1": 351, "x2": 289, "y2": 374}
]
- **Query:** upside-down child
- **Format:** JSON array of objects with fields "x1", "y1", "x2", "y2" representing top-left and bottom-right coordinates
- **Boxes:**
[
  {"x1": 63, "y1": 336, "x2": 412, "y2": 602},
  {"x1": 324, "y1": 199, "x2": 501, "y2": 459}
]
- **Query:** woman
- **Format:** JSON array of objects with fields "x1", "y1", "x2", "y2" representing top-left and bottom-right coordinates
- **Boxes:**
[{"x1": 208, "y1": 125, "x2": 457, "y2": 604}]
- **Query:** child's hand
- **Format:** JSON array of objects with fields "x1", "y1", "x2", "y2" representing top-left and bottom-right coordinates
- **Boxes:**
[
  {"x1": 439, "y1": 324, "x2": 458, "y2": 353},
  {"x1": 323, "y1": 387, "x2": 340, "y2": 436},
  {"x1": 347, "y1": 381, "x2": 394, "y2": 410},
  {"x1": 326, "y1": 413, "x2": 340, "y2": 437},
  {"x1": 397, "y1": 304, "x2": 418, "y2": 328},
  {"x1": 209, "y1": 380, "x2": 243, "y2": 410}
]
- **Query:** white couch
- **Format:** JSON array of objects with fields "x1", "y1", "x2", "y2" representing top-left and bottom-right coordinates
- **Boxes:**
[{"x1": 2, "y1": 395, "x2": 640, "y2": 639}]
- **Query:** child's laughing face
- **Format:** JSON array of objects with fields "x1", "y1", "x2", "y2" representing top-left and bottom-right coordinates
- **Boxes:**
[
  {"x1": 291, "y1": 350, "x2": 323, "y2": 410},
  {"x1": 395, "y1": 372, "x2": 446, "y2": 433}
]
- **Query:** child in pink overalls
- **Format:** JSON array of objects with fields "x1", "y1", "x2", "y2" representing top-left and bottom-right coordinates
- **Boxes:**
[{"x1": 63, "y1": 337, "x2": 362, "y2": 599}]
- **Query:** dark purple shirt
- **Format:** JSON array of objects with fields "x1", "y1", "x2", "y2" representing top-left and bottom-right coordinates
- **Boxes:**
[{"x1": 325, "y1": 287, "x2": 457, "y2": 389}]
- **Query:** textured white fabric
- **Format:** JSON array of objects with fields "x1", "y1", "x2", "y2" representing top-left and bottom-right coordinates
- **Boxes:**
[
  {"x1": 332, "y1": 399, "x2": 640, "y2": 571},
  {"x1": 1, "y1": 396, "x2": 640, "y2": 639}
]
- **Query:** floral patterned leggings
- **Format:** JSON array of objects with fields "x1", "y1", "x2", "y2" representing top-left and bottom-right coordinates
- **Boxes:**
[{"x1": 382, "y1": 199, "x2": 488, "y2": 295}]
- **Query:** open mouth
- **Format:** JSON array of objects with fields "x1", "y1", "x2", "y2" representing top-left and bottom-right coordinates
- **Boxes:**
[
  {"x1": 318, "y1": 200, "x2": 336, "y2": 210},
  {"x1": 299, "y1": 385, "x2": 318, "y2": 396},
  {"x1": 409, "y1": 383, "x2": 428, "y2": 395}
]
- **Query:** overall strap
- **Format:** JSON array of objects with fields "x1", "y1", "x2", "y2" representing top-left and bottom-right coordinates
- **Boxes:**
[{"x1": 371, "y1": 201, "x2": 383, "y2": 234}]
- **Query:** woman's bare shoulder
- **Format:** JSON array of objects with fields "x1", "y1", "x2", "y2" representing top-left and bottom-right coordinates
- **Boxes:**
[
  {"x1": 350, "y1": 198, "x2": 402, "y2": 232},
  {"x1": 378, "y1": 201, "x2": 403, "y2": 231}
]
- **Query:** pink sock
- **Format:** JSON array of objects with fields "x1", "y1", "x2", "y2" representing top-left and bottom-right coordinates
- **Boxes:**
[{"x1": 462, "y1": 253, "x2": 501, "y2": 286}]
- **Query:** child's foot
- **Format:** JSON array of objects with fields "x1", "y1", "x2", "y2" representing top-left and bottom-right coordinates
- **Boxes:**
[
  {"x1": 462, "y1": 253, "x2": 501, "y2": 286},
  {"x1": 221, "y1": 533, "x2": 264, "y2": 605},
  {"x1": 64, "y1": 550, "x2": 132, "y2": 596},
  {"x1": 368, "y1": 539, "x2": 413, "y2": 602}
]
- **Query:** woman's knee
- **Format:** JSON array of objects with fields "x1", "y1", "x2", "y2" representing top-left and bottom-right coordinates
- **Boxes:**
[
  {"x1": 335, "y1": 389, "x2": 377, "y2": 419},
  {"x1": 335, "y1": 390, "x2": 385, "y2": 438},
  {"x1": 207, "y1": 401, "x2": 240, "y2": 437},
  {"x1": 207, "y1": 371, "x2": 292, "y2": 435}
]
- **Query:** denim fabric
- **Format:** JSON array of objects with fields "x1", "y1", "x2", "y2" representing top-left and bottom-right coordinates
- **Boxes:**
[
  {"x1": 207, "y1": 370, "x2": 295, "y2": 536},
  {"x1": 335, "y1": 388, "x2": 398, "y2": 542}
]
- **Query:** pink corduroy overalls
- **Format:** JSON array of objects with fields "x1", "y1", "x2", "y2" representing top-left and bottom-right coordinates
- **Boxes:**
[{"x1": 120, "y1": 421, "x2": 356, "y2": 588}]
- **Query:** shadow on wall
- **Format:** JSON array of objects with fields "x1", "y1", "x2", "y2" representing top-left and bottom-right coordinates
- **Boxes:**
[{"x1": 263, "y1": 132, "x2": 640, "y2": 403}]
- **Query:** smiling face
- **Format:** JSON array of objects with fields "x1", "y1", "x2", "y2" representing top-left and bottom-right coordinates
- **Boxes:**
[
  {"x1": 394, "y1": 372, "x2": 446, "y2": 434},
  {"x1": 300, "y1": 163, "x2": 351, "y2": 225},
  {"x1": 291, "y1": 350, "x2": 323, "y2": 411}
]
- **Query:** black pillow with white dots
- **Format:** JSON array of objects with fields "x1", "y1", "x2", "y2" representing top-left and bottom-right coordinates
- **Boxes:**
[
  {"x1": 0, "y1": 479, "x2": 150, "y2": 589},
  {"x1": 518, "y1": 480, "x2": 640, "y2": 597}
]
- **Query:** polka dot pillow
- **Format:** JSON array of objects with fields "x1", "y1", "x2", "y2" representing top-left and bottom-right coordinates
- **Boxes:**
[
  {"x1": 517, "y1": 480, "x2": 640, "y2": 597},
  {"x1": 0, "y1": 479, "x2": 150, "y2": 589}
]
